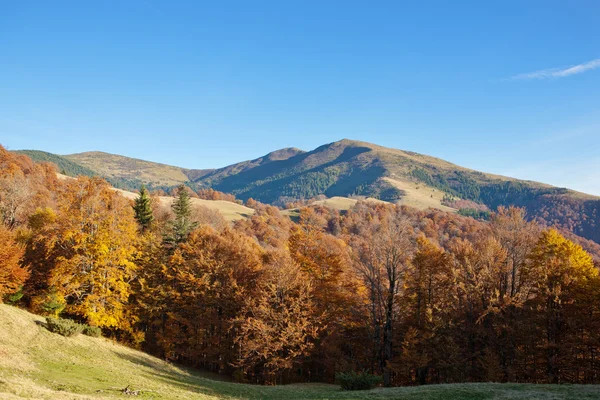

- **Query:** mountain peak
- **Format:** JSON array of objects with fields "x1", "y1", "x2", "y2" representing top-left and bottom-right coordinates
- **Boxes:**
[
  {"x1": 263, "y1": 147, "x2": 305, "y2": 161},
  {"x1": 327, "y1": 138, "x2": 376, "y2": 148}
]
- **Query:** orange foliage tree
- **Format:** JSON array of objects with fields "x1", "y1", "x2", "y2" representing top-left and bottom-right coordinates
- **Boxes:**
[
  {"x1": 0, "y1": 225, "x2": 29, "y2": 301},
  {"x1": 235, "y1": 252, "x2": 318, "y2": 384},
  {"x1": 144, "y1": 226, "x2": 263, "y2": 372}
]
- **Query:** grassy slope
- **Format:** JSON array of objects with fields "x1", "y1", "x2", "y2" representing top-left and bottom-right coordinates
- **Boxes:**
[
  {"x1": 2, "y1": 305, "x2": 598, "y2": 400},
  {"x1": 383, "y1": 177, "x2": 456, "y2": 212},
  {"x1": 64, "y1": 152, "x2": 201, "y2": 188}
]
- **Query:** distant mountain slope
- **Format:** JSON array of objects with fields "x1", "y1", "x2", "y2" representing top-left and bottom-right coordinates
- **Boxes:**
[
  {"x1": 194, "y1": 139, "x2": 600, "y2": 244},
  {"x1": 192, "y1": 139, "x2": 583, "y2": 204},
  {"x1": 195, "y1": 140, "x2": 401, "y2": 204},
  {"x1": 14, "y1": 150, "x2": 98, "y2": 178},
  {"x1": 64, "y1": 151, "x2": 210, "y2": 190},
  {"x1": 14, "y1": 139, "x2": 600, "y2": 245}
]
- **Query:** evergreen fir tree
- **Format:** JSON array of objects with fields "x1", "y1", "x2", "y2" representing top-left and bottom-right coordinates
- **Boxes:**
[
  {"x1": 133, "y1": 185, "x2": 154, "y2": 230},
  {"x1": 170, "y1": 184, "x2": 197, "y2": 244}
]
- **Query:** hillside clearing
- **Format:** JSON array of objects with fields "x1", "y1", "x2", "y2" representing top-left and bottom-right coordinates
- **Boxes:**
[
  {"x1": 1, "y1": 305, "x2": 598, "y2": 400},
  {"x1": 383, "y1": 177, "x2": 457, "y2": 212}
]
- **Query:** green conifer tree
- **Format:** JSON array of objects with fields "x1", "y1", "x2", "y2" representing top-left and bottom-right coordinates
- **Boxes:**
[
  {"x1": 170, "y1": 184, "x2": 197, "y2": 243},
  {"x1": 133, "y1": 185, "x2": 154, "y2": 231}
]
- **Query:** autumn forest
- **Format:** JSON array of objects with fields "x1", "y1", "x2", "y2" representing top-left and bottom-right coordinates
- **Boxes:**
[{"x1": 2, "y1": 144, "x2": 600, "y2": 388}]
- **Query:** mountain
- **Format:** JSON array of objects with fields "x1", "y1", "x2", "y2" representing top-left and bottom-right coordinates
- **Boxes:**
[
  {"x1": 13, "y1": 139, "x2": 600, "y2": 245},
  {"x1": 192, "y1": 139, "x2": 523, "y2": 205},
  {"x1": 191, "y1": 140, "x2": 600, "y2": 244}
]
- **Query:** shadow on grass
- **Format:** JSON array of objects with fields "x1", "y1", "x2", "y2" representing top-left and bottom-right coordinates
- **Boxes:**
[
  {"x1": 110, "y1": 350, "x2": 352, "y2": 400},
  {"x1": 34, "y1": 320, "x2": 48, "y2": 329},
  {"x1": 111, "y1": 350, "x2": 249, "y2": 399},
  {"x1": 108, "y1": 349, "x2": 595, "y2": 400}
]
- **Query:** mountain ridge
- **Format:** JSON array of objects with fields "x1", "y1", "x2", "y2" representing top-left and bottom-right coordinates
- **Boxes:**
[
  {"x1": 20, "y1": 140, "x2": 591, "y2": 197},
  {"x1": 13, "y1": 139, "x2": 600, "y2": 245}
]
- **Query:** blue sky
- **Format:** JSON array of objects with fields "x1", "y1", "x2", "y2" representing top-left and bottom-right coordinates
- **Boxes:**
[{"x1": 1, "y1": 1, "x2": 599, "y2": 195}]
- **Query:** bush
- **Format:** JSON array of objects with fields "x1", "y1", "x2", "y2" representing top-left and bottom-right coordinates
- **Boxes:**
[
  {"x1": 4, "y1": 288, "x2": 24, "y2": 305},
  {"x1": 45, "y1": 317, "x2": 84, "y2": 337},
  {"x1": 336, "y1": 371, "x2": 382, "y2": 390},
  {"x1": 82, "y1": 325, "x2": 102, "y2": 338}
]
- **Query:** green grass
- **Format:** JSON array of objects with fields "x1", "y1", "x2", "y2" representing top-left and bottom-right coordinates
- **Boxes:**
[{"x1": 2, "y1": 306, "x2": 600, "y2": 400}]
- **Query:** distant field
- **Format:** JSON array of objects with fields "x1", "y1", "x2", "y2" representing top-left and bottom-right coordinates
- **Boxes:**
[{"x1": 1, "y1": 305, "x2": 598, "y2": 400}]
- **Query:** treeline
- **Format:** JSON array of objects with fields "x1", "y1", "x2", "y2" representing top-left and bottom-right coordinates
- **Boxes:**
[
  {"x1": 196, "y1": 188, "x2": 239, "y2": 203},
  {"x1": 2, "y1": 145, "x2": 600, "y2": 386},
  {"x1": 412, "y1": 167, "x2": 600, "y2": 246}
]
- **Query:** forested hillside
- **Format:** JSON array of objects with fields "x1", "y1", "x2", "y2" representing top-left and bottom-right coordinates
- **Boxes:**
[
  {"x1": 2, "y1": 145, "x2": 600, "y2": 388},
  {"x1": 409, "y1": 165, "x2": 600, "y2": 243}
]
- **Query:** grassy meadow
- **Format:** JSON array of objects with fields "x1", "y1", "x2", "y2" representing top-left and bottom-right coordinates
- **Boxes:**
[{"x1": 1, "y1": 305, "x2": 599, "y2": 400}]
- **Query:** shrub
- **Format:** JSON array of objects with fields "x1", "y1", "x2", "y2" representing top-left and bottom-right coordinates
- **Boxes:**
[
  {"x1": 45, "y1": 317, "x2": 84, "y2": 337},
  {"x1": 82, "y1": 325, "x2": 102, "y2": 338},
  {"x1": 4, "y1": 288, "x2": 24, "y2": 305},
  {"x1": 336, "y1": 371, "x2": 382, "y2": 390}
]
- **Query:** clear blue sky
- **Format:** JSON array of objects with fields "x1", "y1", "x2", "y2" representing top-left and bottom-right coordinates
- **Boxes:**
[{"x1": 1, "y1": 1, "x2": 599, "y2": 195}]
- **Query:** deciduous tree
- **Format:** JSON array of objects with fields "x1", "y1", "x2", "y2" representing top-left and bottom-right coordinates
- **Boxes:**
[
  {"x1": 31, "y1": 177, "x2": 139, "y2": 331},
  {"x1": 0, "y1": 225, "x2": 29, "y2": 301},
  {"x1": 235, "y1": 252, "x2": 317, "y2": 384}
]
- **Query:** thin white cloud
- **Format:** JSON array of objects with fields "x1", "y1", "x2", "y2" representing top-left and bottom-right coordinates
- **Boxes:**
[
  {"x1": 511, "y1": 58, "x2": 600, "y2": 80},
  {"x1": 534, "y1": 123, "x2": 600, "y2": 146}
]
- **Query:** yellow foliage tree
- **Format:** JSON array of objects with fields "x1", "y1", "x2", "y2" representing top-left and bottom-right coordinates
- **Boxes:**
[
  {"x1": 35, "y1": 177, "x2": 139, "y2": 330},
  {"x1": 527, "y1": 229, "x2": 598, "y2": 383}
]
